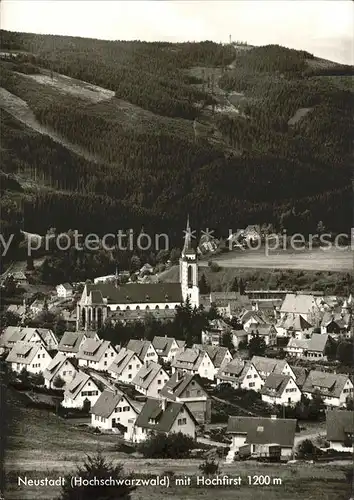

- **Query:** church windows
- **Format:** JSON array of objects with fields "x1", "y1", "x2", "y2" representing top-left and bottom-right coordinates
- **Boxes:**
[{"x1": 187, "y1": 265, "x2": 193, "y2": 287}]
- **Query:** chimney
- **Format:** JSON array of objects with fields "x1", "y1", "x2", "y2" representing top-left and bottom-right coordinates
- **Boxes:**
[{"x1": 270, "y1": 414, "x2": 277, "y2": 420}]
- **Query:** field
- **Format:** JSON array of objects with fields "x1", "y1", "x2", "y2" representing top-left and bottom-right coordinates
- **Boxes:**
[{"x1": 3, "y1": 389, "x2": 353, "y2": 500}]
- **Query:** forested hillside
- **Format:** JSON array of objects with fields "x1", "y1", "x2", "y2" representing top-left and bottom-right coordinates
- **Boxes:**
[{"x1": 0, "y1": 31, "x2": 352, "y2": 250}]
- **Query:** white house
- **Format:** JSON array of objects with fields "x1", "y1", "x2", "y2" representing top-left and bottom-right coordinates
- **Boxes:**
[
  {"x1": 280, "y1": 294, "x2": 319, "y2": 322},
  {"x1": 152, "y1": 336, "x2": 185, "y2": 363},
  {"x1": 225, "y1": 415, "x2": 296, "y2": 463},
  {"x1": 285, "y1": 338, "x2": 309, "y2": 358},
  {"x1": 57, "y1": 331, "x2": 99, "y2": 358},
  {"x1": 172, "y1": 348, "x2": 215, "y2": 381},
  {"x1": 6, "y1": 341, "x2": 52, "y2": 375},
  {"x1": 250, "y1": 356, "x2": 296, "y2": 383},
  {"x1": 108, "y1": 348, "x2": 143, "y2": 383},
  {"x1": 43, "y1": 352, "x2": 78, "y2": 389},
  {"x1": 231, "y1": 330, "x2": 248, "y2": 349},
  {"x1": 128, "y1": 398, "x2": 197, "y2": 443},
  {"x1": 91, "y1": 389, "x2": 142, "y2": 439},
  {"x1": 193, "y1": 345, "x2": 233, "y2": 376},
  {"x1": 247, "y1": 325, "x2": 277, "y2": 346},
  {"x1": 56, "y1": 283, "x2": 73, "y2": 299},
  {"x1": 326, "y1": 410, "x2": 354, "y2": 452},
  {"x1": 305, "y1": 334, "x2": 332, "y2": 360},
  {"x1": 77, "y1": 339, "x2": 117, "y2": 371},
  {"x1": 216, "y1": 358, "x2": 263, "y2": 392},
  {"x1": 62, "y1": 371, "x2": 101, "y2": 409},
  {"x1": 302, "y1": 371, "x2": 353, "y2": 408},
  {"x1": 0, "y1": 326, "x2": 58, "y2": 351},
  {"x1": 126, "y1": 339, "x2": 159, "y2": 366},
  {"x1": 240, "y1": 311, "x2": 267, "y2": 333},
  {"x1": 261, "y1": 374, "x2": 302, "y2": 406},
  {"x1": 132, "y1": 362, "x2": 169, "y2": 398}
]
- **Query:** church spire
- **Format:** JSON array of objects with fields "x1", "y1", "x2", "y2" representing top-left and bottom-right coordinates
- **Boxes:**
[{"x1": 183, "y1": 214, "x2": 193, "y2": 255}]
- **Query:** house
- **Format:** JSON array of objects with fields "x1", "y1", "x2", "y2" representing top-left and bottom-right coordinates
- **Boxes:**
[
  {"x1": 201, "y1": 318, "x2": 232, "y2": 344},
  {"x1": 6, "y1": 341, "x2": 52, "y2": 374},
  {"x1": 193, "y1": 345, "x2": 233, "y2": 376},
  {"x1": 132, "y1": 362, "x2": 169, "y2": 398},
  {"x1": 58, "y1": 332, "x2": 86, "y2": 357},
  {"x1": 43, "y1": 353, "x2": 78, "y2": 389},
  {"x1": 247, "y1": 325, "x2": 277, "y2": 346},
  {"x1": 305, "y1": 334, "x2": 332, "y2": 360},
  {"x1": 62, "y1": 371, "x2": 101, "y2": 409},
  {"x1": 5, "y1": 303, "x2": 26, "y2": 318},
  {"x1": 276, "y1": 314, "x2": 313, "y2": 338},
  {"x1": 152, "y1": 336, "x2": 185, "y2": 363},
  {"x1": 280, "y1": 294, "x2": 320, "y2": 322},
  {"x1": 129, "y1": 398, "x2": 197, "y2": 443},
  {"x1": 290, "y1": 366, "x2": 308, "y2": 389},
  {"x1": 326, "y1": 410, "x2": 354, "y2": 452},
  {"x1": 250, "y1": 356, "x2": 296, "y2": 383},
  {"x1": 172, "y1": 348, "x2": 215, "y2": 380},
  {"x1": 91, "y1": 389, "x2": 142, "y2": 438},
  {"x1": 126, "y1": 339, "x2": 159, "y2": 366},
  {"x1": 11, "y1": 271, "x2": 28, "y2": 285},
  {"x1": 321, "y1": 313, "x2": 351, "y2": 336},
  {"x1": 56, "y1": 283, "x2": 73, "y2": 299},
  {"x1": 139, "y1": 263, "x2": 154, "y2": 275},
  {"x1": 216, "y1": 358, "x2": 263, "y2": 392},
  {"x1": 160, "y1": 372, "x2": 211, "y2": 423},
  {"x1": 261, "y1": 374, "x2": 302, "y2": 406},
  {"x1": 226, "y1": 415, "x2": 296, "y2": 463},
  {"x1": 240, "y1": 310, "x2": 267, "y2": 333},
  {"x1": 302, "y1": 371, "x2": 353, "y2": 407},
  {"x1": 231, "y1": 329, "x2": 248, "y2": 349},
  {"x1": 0, "y1": 326, "x2": 58, "y2": 351},
  {"x1": 108, "y1": 348, "x2": 143, "y2": 383},
  {"x1": 285, "y1": 337, "x2": 309, "y2": 358},
  {"x1": 209, "y1": 292, "x2": 251, "y2": 318},
  {"x1": 77, "y1": 339, "x2": 117, "y2": 371}
]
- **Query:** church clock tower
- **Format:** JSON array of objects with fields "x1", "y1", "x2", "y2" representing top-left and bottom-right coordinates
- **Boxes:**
[{"x1": 180, "y1": 216, "x2": 199, "y2": 308}]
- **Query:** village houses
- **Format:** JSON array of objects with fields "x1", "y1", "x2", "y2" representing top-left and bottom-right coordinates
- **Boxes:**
[
  {"x1": 302, "y1": 370, "x2": 353, "y2": 408},
  {"x1": 225, "y1": 415, "x2": 297, "y2": 463},
  {"x1": 171, "y1": 348, "x2": 215, "y2": 380},
  {"x1": 0, "y1": 326, "x2": 58, "y2": 351},
  {"x1": 6, "y1": 341, "x2": 52, "y2": 375},
  {"x1": 108, "y1": 348, "x2": 143, "y2": 383},
  {"x1": 152, "y1": 336, "x2": 185, "y2": 363},
  {"x1": 216, "y1": 358, "x2": 264, "y2": 392},
  {"x1": 77, "y1": 339, "x2": 117, "y2": 371},
  {"x1": 91, "y1": 389, "x2": 142, "y2": 439},
  {"x1": 132, "y1": 362, "x2": 169, "y2": 398},
  {"x1": 250, "y1": 356, "x2": 296, "y2": 383},
  {"x1": 261, "y1": 374, "x2": 302, "y2": 406},
  {"x1": 247, "y1": 325, "x2": 277, "y2": 346},
  {"x1": 326, "y1": 410, "x2": 354, "y2": 452},
  {"x1": 56, "y1": 283, "x2": 73, "y2": 299},
  {"x1": 62, "y1": 371, "x2": 102, "y2": 409},
  {"x1": 126, "y1": 339, "x2": 159, "y2": 366},
  {"x1": 160, "y1": 372, "x2": 211, "y2": 423},
  {"x1": 193, "y1": 344, "x2": 233, "y2": 377},
  {"x1": 43, "y1": 352, "x2": 78, "y2": 389},
  {"x1": 128, "y1": 398, "x2": 197, "y2": 443},
  {"x1": 57, "y1": 331, "x2": 99, "y2": 358}
]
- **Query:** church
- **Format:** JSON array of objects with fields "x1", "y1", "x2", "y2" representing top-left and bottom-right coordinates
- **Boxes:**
[{"x1": 76, "y1": 218, "x2": 200, "y2": 330}]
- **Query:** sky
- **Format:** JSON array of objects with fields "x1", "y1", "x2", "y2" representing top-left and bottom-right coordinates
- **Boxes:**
[{"x1": 1, "y1": 0, "x2": 353, "y2": 65}]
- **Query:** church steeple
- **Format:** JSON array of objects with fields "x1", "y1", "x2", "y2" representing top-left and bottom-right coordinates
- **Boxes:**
[
  {"x1": 180, "y1": 216, "x2": 199, "y2": 308},
  {"x1": 182, "y1": 214, "x2": 195, "y2": 258}
]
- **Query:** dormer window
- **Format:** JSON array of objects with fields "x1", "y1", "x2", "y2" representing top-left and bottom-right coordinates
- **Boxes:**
[
  {"x1": 126, "y1": 296, "x2": 130, "y2": 301},
  {"x1": 146, "y1": 294, "x2": 150, "y2": 300},
  {"x1": 148, "y1": 418, "x2": 155, "y2": 424}
]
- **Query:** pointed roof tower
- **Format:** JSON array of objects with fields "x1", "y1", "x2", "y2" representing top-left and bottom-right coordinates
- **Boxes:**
[{"x1": 182, "y1": 215, "x2": 196, "y2": 258}]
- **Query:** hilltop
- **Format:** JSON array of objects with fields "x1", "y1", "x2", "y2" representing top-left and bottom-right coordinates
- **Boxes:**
[{"x1": 0, "y1": 31, "x2": 353, "y2": 250}]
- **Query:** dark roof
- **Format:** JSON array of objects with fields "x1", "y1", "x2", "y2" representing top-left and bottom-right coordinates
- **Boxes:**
[
  {"x1": 227, "y1": 416, "x2": 296, "y2": 447},
  {"x1": 58, "y1": 332, "x2": 84, "y2": 353},
  {"x1": 290, "y1": 366, "x2": 308, "y2": 388},
  {"x1": 302, "y1": 370, "x2": 350, "y2": 398},
  {"x1": 84, "y1": 282, "x2": 182, "y2": 304},
  {"x1": 160, "y1": 372, "x2": 207, "y2": 400},
  {"x1": 135, "y1": 398, "x2": 196, "y2": 433},
  {"x1": 261, "y1": 374, "x2": 293, "y2": 397},
  {"x1": 91, "y1": 389, "x2": 138, "y2": 418},
  {"x1": 307, "y1": 334, "x2": 330, "y2": 353},
  {"x1": 326, "y1": 410, "x2": 354, "y2": 442}
]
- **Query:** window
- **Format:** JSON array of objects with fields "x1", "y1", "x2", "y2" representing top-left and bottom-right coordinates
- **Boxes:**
[
  {"x1": 177, "y1": 418, "x2": 187, "y2": 425},
  {"x1": 158, "y1": 380, "x2": 161, "y2": 385},
  {"x1": 128, "y1": 374, "x2": 132, "y2": 379},
  {"x1": 246, "y1": 375, "x2": 252, "y2": 379},
  {"x1": 104, "y1": 353, "x2": 107, "y2": 358},
  {"x1": 249, "y1": 382, "x2": 255, "y2": 388},
  {"x1": 63, "y1": 371, "x2": 67, "y2": 376},
  {"x1": 104, "y1": 361, "x2": 107, "y2": 366},
  {"x1": 128, "y1": 365, "x2": 132, "y2": 369}
]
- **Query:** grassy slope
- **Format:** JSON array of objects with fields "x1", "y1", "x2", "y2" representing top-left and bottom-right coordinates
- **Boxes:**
[{"x1": 4, "y1": 390, "x2": 351, "y2": 500}]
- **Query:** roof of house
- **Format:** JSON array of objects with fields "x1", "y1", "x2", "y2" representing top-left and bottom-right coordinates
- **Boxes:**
[
  {"x1": 227, "y1": 416, "x2": 297, "y2": 447},
  {"x1": 321, "y1": 312, "x2": 350, "y2": 329},
  {"x1": 91, "y1": 389, "x2": 139, "y2": 419},
  {"x1": 152, "y1": 336, "x2": 181, "y2": 357},
  {"x1": 280, "y1": 314, "x2": 313, "y2": 331},
  {"x1": 108, "y1": 348, "x2": 138, "y2": 375},
  {"x1": 126, "y1": 339, "x2": 155, "y2": 361},
  {"x1": 132, "y1": 362, "x2": 166, "y2": 390},
  {"x1": 306, "y1": 334, "x2": 330, "y2": 353},
  {"x1": 58, "y1": 332, "x2": 85, "y2": 353},
  {"x1": 250, "y1": 356, "x2": 289, "y2": 377},
  {"x1": 326, "y1": 410, "x2": 354, "y2": 442},
  {"x1": 6, "y1": 304, "x2": 26, "y2": 316},
  {"x1": 57, "y1": 283, "x2": 73, "y2": 290},
  {"x1": 160, "y1": 372, "x2": 207, "y2": 400},
  {"x1": 135, "y1": 398, "x2": 196, "y2": 433},
  {"x1": 64, "y1": 371, "x2": 97, "y2": 399},
  {"x1": 290, "y1": 366, "x2": 308, "y2": 387},
  {"x1": 240, "y1": 310, "x2": 267, "y2": 325},
  {"x1": 82, "y1": 282, "x2": 182, "y2": 305},
  {"x1": 286, "y1": 338, "x2": 310, "y2": 350},
  {"x1": 172, "y1": 348, "x2": 210, "y2": 371},
  {"x1": 6, "y1": 341, "x2": 43, "y2": 365},
  {"x1": 248, "y1": 325, "x2": 276, "y2": 336},
  {"x1": 280, "y1": 294, "x2": 318, "y2": 315},
  {"x1": 303, "y1": 370, "x2": 351, "y2": 398},
  {"x1": 43, "y1": 352, "x2": 76, "y2": 382},
  {"x1": 78, "y1": 339, "x2": 114, "y2": 362},
  {"x1": 261, "y1": 374, "x2": 294, "y2": 398},
  {"x1": 195, "y1": 345, "x2": 230, "y2": 368},
  {"x1": 217, "y1": 358, "x2": 246, "y2": 380}
]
